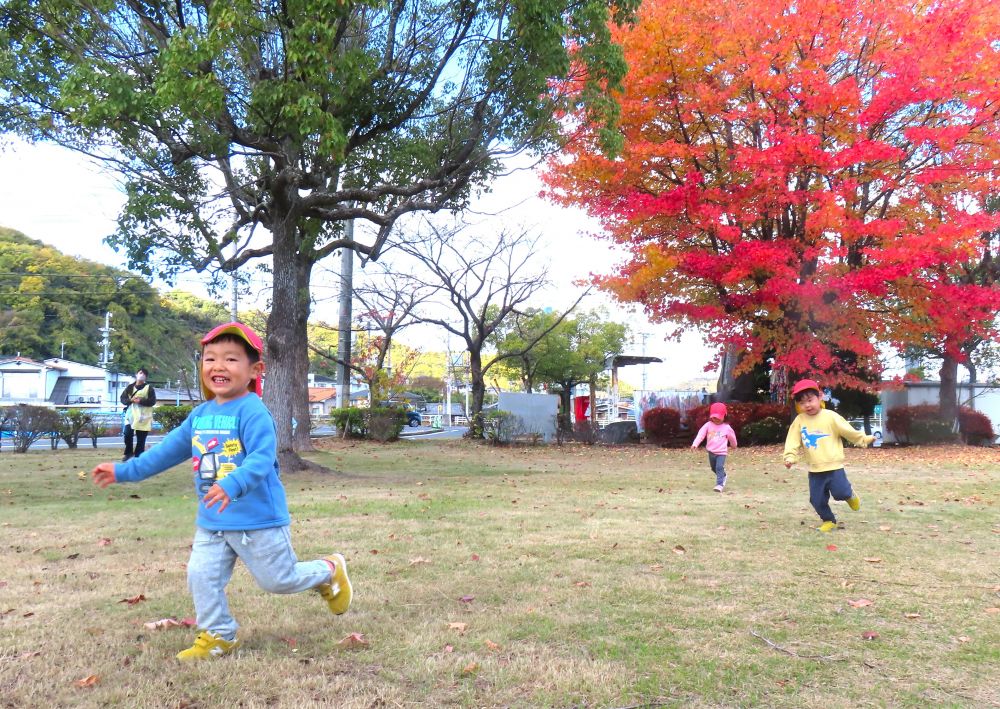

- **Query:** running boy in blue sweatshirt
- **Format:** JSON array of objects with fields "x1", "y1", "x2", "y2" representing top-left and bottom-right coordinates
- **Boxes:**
[{"x1": 91, "y1": 322, "x2": 352, "y2": 660}]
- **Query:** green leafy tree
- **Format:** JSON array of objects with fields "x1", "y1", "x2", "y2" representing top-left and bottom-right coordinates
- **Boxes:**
[
  {"x1": 493, "y1": 308, "x2": 628, "y2": 421},
  {"x1": 1, "y1": 0, "x2": 637, "y2": 465}
]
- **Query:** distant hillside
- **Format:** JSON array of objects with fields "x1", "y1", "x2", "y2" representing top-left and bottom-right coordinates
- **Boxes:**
[{"x1": 0, "y1": 226, "x2": 228, "y2": 384}]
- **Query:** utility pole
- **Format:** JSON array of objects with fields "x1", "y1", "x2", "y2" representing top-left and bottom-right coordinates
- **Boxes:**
[
  {"x1": 636, "y1": 331, "x2": 651, "y2": 391},
  {"x1": 97, "y1": 312, "x2": 114, "y2": 368},
  {"x1": 445, "y1": 337, "x2": 452, "y2": 426},
  {"x1": 230, "y1": 272, "x2": 239, "y2": 321},
  {"x1": 336, "y1": 220, "x2": 354, "y2": 410}
]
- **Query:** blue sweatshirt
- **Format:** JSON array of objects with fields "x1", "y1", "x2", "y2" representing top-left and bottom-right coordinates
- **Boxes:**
[{"x1": 114, "y1": 393, "x2": 290, "y2": 531}]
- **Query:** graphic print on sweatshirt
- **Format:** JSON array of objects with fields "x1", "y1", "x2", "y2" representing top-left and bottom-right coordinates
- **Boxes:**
[
  {"x1": 800, "y1": 426, "x2": 830, "y2": 450},
  {"x1": 191, "y1": 415, "x2": 245, "y2": 495}
]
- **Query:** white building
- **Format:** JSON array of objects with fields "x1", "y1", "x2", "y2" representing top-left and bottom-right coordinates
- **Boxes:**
[{"x1": 0, "y1": 355, "x2": 130, "y2": 410}]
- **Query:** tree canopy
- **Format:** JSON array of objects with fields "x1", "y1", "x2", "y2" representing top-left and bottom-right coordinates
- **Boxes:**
[
  {"x1": 1, "y1": 0, "x2": 638, "y2": 459},
  {"x1": 543, "y1": 0, "x2": 1000, "y2": 393}
]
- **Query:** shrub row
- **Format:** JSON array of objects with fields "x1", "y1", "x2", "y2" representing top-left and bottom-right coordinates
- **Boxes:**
[
  {"x1": 641, "y1": 402, "x2": 793, "y2": 446},
  {"x1": 328, "y1": 407, "x2": 406, "y2": 442},
  {"x1": 886, "y1": 405, "x2": 995, "y2": 446}
]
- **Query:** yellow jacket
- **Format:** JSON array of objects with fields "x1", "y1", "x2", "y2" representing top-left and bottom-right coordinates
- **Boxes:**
[{"x1": 783, "y1": 409, "x2": 874, "y2": 472}]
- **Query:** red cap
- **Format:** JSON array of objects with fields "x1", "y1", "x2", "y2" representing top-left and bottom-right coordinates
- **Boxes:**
[
  {"x1": 709, "y1": 402, "x2": 727, "y2": 421},
  {"x1": 791, "y1": 379, "x2": 821, "y2": 397},
  {"x1": 199, "y1": 322, "x2": 265, "y2": 400}
]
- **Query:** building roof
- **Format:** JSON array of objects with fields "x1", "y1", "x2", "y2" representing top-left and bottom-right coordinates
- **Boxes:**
[
  {"x1": 0, "y1": 355, "x2": 66, "y2": 371},
  {"x1": 309, "y1": 387, "x2": 339, "y2": 403}
]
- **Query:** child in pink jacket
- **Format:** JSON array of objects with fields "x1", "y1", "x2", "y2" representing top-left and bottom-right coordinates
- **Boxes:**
[{"x1": 691, "y1": 403, "x2": 738, "y2": 492}]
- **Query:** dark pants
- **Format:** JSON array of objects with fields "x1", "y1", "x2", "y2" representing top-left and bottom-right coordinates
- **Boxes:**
[
  {"x1": 708, "y1": 453, "x2": 727, "y2": 486},
  {"x1": 808, "y1": 468, "x2": 853, "y2": 523},
  {"x1": 123, "y1": 425, "x2": 148, "y2": 458}
]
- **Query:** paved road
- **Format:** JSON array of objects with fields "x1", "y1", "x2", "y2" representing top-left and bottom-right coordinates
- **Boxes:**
[
  {"x1": 11, "y1": 434, "x2": 167, "y2": 454},
  {"x1": 13, "y1": 425, "x2": 467, "y2": 453}
]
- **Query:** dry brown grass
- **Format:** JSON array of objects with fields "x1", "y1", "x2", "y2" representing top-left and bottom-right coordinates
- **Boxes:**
[{"x1": 1, "y1": 440, "x2": 998, "y2": 708}]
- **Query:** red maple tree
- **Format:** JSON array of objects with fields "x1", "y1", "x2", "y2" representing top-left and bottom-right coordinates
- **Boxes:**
[{"x1": 543, "y1": 0, "x2": 1000, "y2": 393}]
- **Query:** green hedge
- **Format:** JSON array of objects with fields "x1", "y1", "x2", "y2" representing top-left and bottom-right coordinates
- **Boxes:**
[
  {"x1": 329, "y1": 407, "x2": 405, "y2": 441},
  {"x1": 154, "y1": 405, "x2": 193, "y2": 433}
]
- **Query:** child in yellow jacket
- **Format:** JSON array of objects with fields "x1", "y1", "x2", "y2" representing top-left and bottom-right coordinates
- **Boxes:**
[{"x1": 783, "y1": 379, "x2": 875, "y2": 532}]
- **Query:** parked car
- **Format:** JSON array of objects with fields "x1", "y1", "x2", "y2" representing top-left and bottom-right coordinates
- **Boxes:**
[
  {"x1": 378, "y1": 401, "x2": 422, "y2": 428},
  {"x1": 848, "y1": 419, "x2": 882, "y2": 447}
]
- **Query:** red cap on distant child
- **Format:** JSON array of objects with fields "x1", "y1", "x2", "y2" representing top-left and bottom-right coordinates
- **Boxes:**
[
  {"x1": 709, "y1": 403, "x2": 727, "y2": 421},
  {"x1": 199, "y1": 322, "x2": 265, "y2": 400},
  {"x1": 791, "y1": 379, "x2": 821, "y2": 397}
]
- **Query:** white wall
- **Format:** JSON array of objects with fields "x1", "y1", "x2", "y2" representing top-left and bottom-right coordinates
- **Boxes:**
[{"x1": 497, "y1": 392, "x2": 559, "y2": 442}]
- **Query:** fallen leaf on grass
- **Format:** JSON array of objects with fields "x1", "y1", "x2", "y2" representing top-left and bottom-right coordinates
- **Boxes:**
[
  {"x1": 448, "y1": 622, "x2": 468, "y2": 633},
  {"x1": 77, "y1": 471, "x2": 87, "y2": 480},
  {"x1": 847, "y1": 598, "x2": 874, "y2": 608},
  {"x1": 878, "y1": 525, "x2": 892, "y2": 532},
  {"x1": 281, "y1": 636, "x2": 297, "y2": 648},
  {"x1": 985, "y1": 607, "x2": 1000, "y2": 615},
  {"x1": 461, "y1": 661, "x2": 479, "y2": 675},
  {"x1": 484, "y1": 639, "x2": 501, "y2": 652},
  {"x1": 863, "y1": 557, "x2": 882, "y2": 563},
  {"x1": 458, "y1": 595, "x2": 475, "y2": 603},
  {"x1": 19, "y1": 651, "x2": 41, "y2": 659},
  {"x1": 956, "y1": 636, "x2": 970, "y2": 643},
  {"x1": 862, "y1": 631, "x2": 879, "y2": 641},
  {"x1": 574, "y1": 581, "x2": 591, "y2": 588},
  {"x1": 443, "y1": 644, "x2": 454, "y2": 653},
  {"x1": 336, "y1": 632, "x2": 368, "y2": 649},
  {"x1": 470, "y1": 553, "x2": 480, "y2": 561},
  {"x1": 97, "y1": 538, "x2": 112, "y2": 547},
  {"x1": 649, "y1": 564, "x2": 664, "y2": 572},
  {"x1": 118, "y1": 594, "x2": 146, "y2": 605},
  {"x1": 904, "y1": 612, "x2": 921, "y2": 619},
  {"x1": 409, "y1": 557, "x2": 432, "y2": 566},
  {"x1": 143, "y1": 619, "x2": 176, "y2": 631},
  {"x1": 75, "y1": 675, "x2": 99, "y2": 688},
  {"x1": 826, "y1": 544, "x2": 838, "y2": 552},
  {"x1": 672, "y1": 545, "x2": 686, "y2": 555}
]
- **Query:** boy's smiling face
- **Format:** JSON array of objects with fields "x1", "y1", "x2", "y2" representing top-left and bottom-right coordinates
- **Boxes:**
[
  {"x1": 797, "y1": 390, "x2": 823, "y2": 416},
  {"x1": 201, "y1": 340, "x2": 262, "y2": 404}
]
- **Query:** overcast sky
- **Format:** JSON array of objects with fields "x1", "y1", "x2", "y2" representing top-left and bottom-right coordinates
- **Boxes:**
[{"x1": 0, "y1": 136, "x2": 717, "y2": 390}]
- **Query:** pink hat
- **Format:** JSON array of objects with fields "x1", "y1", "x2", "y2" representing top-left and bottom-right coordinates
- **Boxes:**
[
  {"x1": 709, "y1": 402, "x2": 727, "y2": 421},
  {"x1": 199, "y1": 322, "x2": 265, "y2": 400}
]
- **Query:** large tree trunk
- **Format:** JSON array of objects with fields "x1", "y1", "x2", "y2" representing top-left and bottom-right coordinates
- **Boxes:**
[
  {"x1": 716, "y1": 345, "x2": 757, "y2": 401},
  {"x1": 264, "y1": 217, "x2": 315, "y2": 469},
  {"x1": 469, "y1": 349, "x2": 486, "y2": 438},
  {"x1": 939, "y1": 353, "x2": 959, "y2": 423}
]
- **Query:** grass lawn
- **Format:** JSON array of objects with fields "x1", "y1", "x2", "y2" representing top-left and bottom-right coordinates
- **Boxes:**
[{"x1": 1, "y1": 440, "x2": 998, "y2": 708}]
